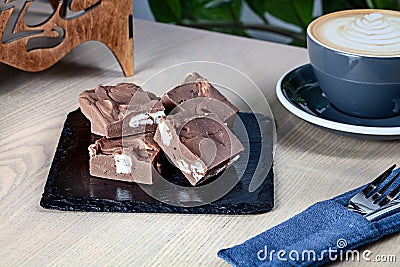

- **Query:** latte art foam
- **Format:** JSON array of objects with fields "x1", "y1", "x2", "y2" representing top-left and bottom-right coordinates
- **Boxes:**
[
  {"x1": 344, "y1": 13, "x2": 400, "y2": 45},
  {"x1": 308, "y1": 10, "x2": 400, "y2": 56}
]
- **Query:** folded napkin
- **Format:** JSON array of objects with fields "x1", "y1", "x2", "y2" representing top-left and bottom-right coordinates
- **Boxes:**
[{"x1": 218, "y1": 169, "x2": 400, "y2": 266}]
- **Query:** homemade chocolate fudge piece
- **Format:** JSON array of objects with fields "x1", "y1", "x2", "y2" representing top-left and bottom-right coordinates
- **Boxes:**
[
  {"x1": 161, "y1": 73, "x2": 239, "y2": 126},
  {"x1": 154, "y1": 110, "x2": 244, "y2": 186},
  {"x1": 79, "y1": 83, "x2": 165, "y2": 138},
  {"x1": 88, "y1": 134, "x2": 161, "y2": 184}
]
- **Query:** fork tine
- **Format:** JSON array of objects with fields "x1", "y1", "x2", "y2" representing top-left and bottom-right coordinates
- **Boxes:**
[
  {"x1": 378, "y1": 172, "x2": 400, "y2": 206},
  {"x1": 362, "y1": 164, "x2": 396, "y2": 196},
  {"x1": 372, "y1": 171, "x2": 400, "y2": 202}
]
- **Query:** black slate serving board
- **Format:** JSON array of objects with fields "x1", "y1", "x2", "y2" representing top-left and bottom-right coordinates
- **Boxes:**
[{"x1": 40, "y1": 109, "x2": 274, "y2": 214}]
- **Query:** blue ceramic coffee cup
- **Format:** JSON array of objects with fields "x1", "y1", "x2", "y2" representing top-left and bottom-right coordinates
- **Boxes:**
[{"x1": 307, "y1": 9, "x2": 400, "y2": 119}]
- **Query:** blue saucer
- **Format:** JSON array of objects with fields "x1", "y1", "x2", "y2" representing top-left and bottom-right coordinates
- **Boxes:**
[{"x1": 276, "y1": 64, "x2": 400, "y2": 139}]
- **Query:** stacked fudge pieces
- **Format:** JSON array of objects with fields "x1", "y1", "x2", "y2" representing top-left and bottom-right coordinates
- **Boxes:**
[
  {"x1": 79, "y1": 73, "x2": 244, "y2": 186},
  {"x1": 79, "y1": 83, "x2": 165, "y2": 184}
]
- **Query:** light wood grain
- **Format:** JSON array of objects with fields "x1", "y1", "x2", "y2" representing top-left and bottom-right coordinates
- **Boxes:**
[{"x1": 0, "y1": 19, "x2": 399, "y2": 266}]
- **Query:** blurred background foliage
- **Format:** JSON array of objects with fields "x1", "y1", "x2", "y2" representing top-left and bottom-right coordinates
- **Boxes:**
[{"x1": 147, "y1": 0, "x2": 400, "y2": 47}]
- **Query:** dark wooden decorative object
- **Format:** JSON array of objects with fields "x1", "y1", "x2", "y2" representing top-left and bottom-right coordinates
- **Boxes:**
[{"x1": 0, "y1": 0, "x2": 133, "y2": 76}]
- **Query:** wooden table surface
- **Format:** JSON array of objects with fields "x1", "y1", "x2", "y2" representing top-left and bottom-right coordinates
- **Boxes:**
[{"x1": 0, "y1": 19, "x2": 399, "y2": 266}]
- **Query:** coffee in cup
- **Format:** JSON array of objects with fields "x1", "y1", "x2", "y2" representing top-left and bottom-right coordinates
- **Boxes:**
[{"x1": 307, "y1": 9, "x2": 400, "y2": 119}]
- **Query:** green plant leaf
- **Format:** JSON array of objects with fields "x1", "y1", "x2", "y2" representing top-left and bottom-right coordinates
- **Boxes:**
[
  {"x1": 322, "y1": 0, "x2": 368, "y2": 13},
  {"x1": 372, "y1": 0, "x2": 399, "y2": 9},
  {"x1": 244, "y1": 0, "x2": 268, "y2": 22},
  {"x1": 205, "y1": 0, "x2": 235, "y2": 9},
  {"x1": 293, "y1": 0, "x2": 314, "y2": 26},
  {"x1": 290, "y1": 39, "x2": 306, "y2": 47},
  {"x1": 148, "y1": 0, "x2": 182, "y2": 23},
  {"x1": 188, "y1": 0, "x2": 242, "y2": 22},
  {"x1": 213, "y1": 28, "x2": 249, "y2": 37},
  {"x1": 264, "y1": 0, "x2": 314, "y2": 30}
]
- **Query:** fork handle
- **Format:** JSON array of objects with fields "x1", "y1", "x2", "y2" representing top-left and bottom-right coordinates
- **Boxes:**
[{"x1": 365, "y1": 200, "x2": 400, "y2": 221}]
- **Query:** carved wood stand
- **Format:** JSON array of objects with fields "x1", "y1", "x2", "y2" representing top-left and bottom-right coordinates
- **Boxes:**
[{"x1": 0, "y1": 0, "x2": 134, "y2": 76}]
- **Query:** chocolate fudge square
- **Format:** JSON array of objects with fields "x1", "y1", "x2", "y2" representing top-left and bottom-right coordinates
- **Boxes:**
[
  {"x1": 161, "y1": 72, "x2": 239, "y2": 126},
  {"x1": 88, "y1": 133, "x2": 162, "y2": 184},
  {"x1": 79, "y1": 83, "x2": 165, "y2": 138},
  {"x1": 154, "y1": 110, "x2": 244, "y2": 186}
]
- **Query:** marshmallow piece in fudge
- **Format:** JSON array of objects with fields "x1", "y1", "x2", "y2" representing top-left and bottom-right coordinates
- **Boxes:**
[
  {"x1": 154, "y1": 110, "x2": 244, "y2": 186},
  {"x1": 88, "y1": 134, "x2": 161, "y2": 184},
  {"x1": 161, "y1": 72, "x2": 239, "y2": 127},
  {"x1": 79, "y1": 83, "x2": 165, "y2": 138}
]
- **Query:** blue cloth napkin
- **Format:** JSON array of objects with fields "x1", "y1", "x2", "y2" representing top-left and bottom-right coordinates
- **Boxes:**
[{"x1": 218, "y1": 169, "x2": 400, "y2": 266}]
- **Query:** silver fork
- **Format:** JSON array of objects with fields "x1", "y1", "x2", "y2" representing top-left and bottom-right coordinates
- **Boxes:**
[
  {"x1": 347, "y1": 164, "x2": 400, "y2": 216},
  {"x1": 365, "y1": 200, "x2": 400, "y2": 221}
]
